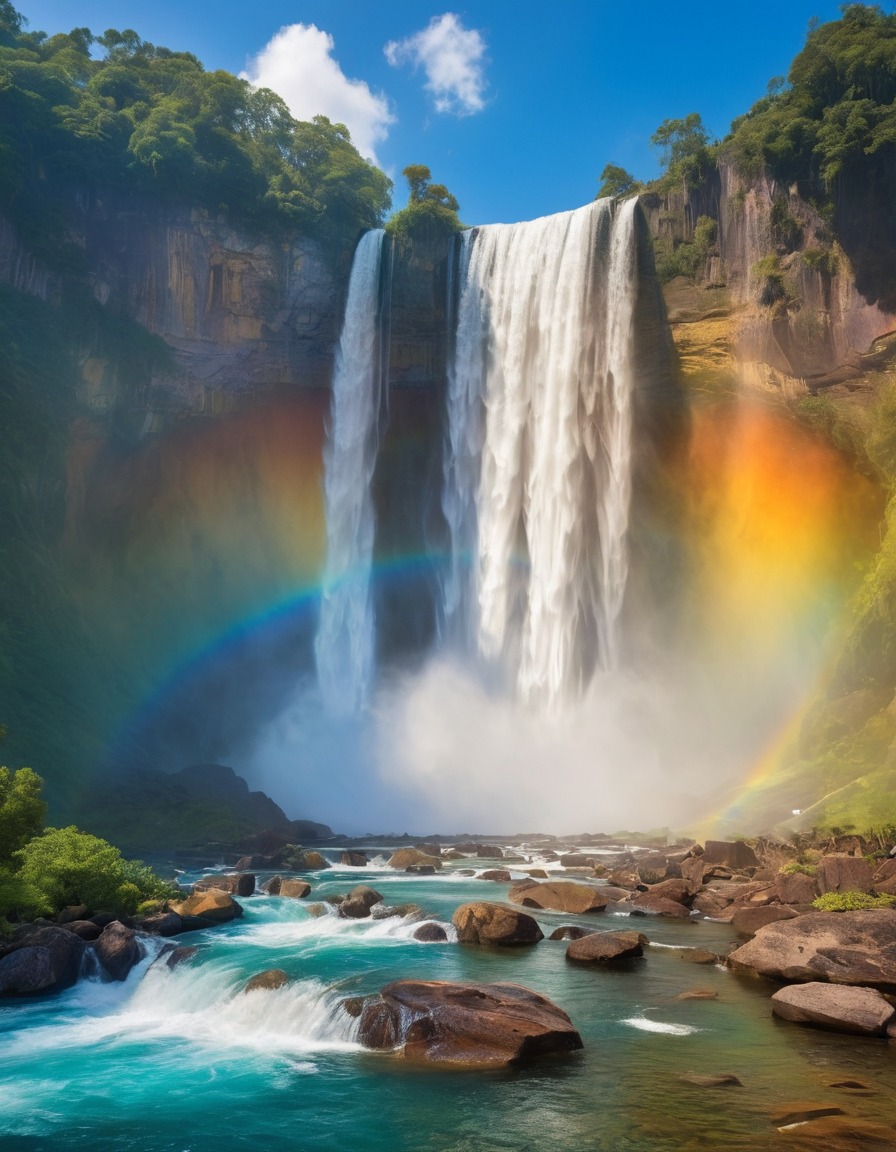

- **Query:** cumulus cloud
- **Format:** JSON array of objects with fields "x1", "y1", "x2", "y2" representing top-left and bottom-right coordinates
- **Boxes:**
[
  {"x1": 242, "y1": 24, "x2": 393, "y2": 164},
  {"x1": 385, "y1": 13, "x2": 487, "y2": 116}
]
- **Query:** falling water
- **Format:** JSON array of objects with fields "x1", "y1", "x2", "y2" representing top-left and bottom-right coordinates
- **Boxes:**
[
  {"x1": 315, "y1": 229, "x2": 387, "y2": 713},
  {"x1": 443, "y1": 198, "x2": 639, "y2": 705}
]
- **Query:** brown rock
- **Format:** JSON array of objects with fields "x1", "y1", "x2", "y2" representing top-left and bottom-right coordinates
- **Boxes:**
[
  {"x1": 642, "y1": 878, "x2": 695, "y2": 906},
  {"x1": 278, "y1": 879, "x2": 312, "y2": 899},
  {"x1": 477, "y1": 869, "x2": 511, "y2": 882},
  {"x1": 261, "y1": 875, "x2": 282, "y2": 895},
  {"x1": 816, "y1": 855, "x2": 874, "y2": 895},
  {"x1": 703, "y1": 840, "x2": 759, "y2": 870},
  {"x1": 637, "y1": 853, "x2": 670, "y2": 884},
  {"x1": 340, "y1": 851, "x2": 368, "y2": 867},
  {"x1": 94, "y1": 922, "x2": 144, "y2": 981},
  {"x1": 57, "y1": 905, "x2": 90, "y2": 924},
  {"x1": 509, "y1": 881, "x2": 609, "y2": 915},
  {"x1": 139, "y1": 912, "x2": 184, "y2": 937},
  {"x1": 548, "y1": 926, "x2": 592, "y2": 941},
  {"x1": 452, "y1": 902, "x2": 543, "y2": 946},
  {"x1": 526, "y1": 868, "x2": 549, "y2": 879},
  {"x1": 0, "y1": 927, "x2": 85, "y2": 995},
  {"x1": 769, "y1": 1103, "x2": 844, "y2": 1127},
  {"x1": 775, "y1": 1116, "x2": 896, "y2": 1147},
  {"x1": 341, "y1": 995, "x2": 368, "y2": 1017},
  {"x1": 62, "y1": 920, "x2": 102, "y2": 941},
  {"x1": 340, "y1": 885, "x2": 383, "y2": 919},
  {"x1": 771, "y1": 982, "x2": 895, "y2": 1035},
  {"x1": 776, "y1": 871, "x2": 817, "y2": 905},
  {"x1": 679, "y1": 1071, "x2": 740, "y2": 1086},
  {"x1": 291, "y1": 850, "x2": 329, "y2": 870},
  {"x1": 305, "y1": 903, "x2": 327, "y2": 917},
  {"x1": 692, "y1": 891, "x2": 735, "y2": 919},
  {"x1": 194, "y1": 873, "x2": 256, "y2": 898},
  {"x1": 559, "y1": 853, "x2": 596, "y2": 868},
  {"x1": 680, "y1": 858, "x2": 708, "y2": 886},
  {"x1": 680, "y1": 949, "x2": 721, "y2": 965},
  {"x1": 608, "y1": 870, "x2": 639, "y2": 889},
  {"x1": 244, "y1": 968, "x2": 289, "y2": 993},
  {"x1": 413, "y1": 922, "x2": 449, "y2": 942},
  {"x1": 358, "y1": 980, "x2": 582, "y2": 1065},
  {"x1": 675, "y1": 989, "x2": 719, "y2": 1001},
  {"x1": 566, "y1": 931, "x2": 647, "y2": 963},
  {"x1": 727, "y1": 910, "x2": 896, "y2": 988},
  {"x1": 732, "y1": 905, "x2": 799, "y2": 935},
  {"x1": 371, "y1": 903, "x2": 423, "y2": 920},
  {"x1": 155, "y1": 944, "x2": 197, "y2": 970},
  {"x1": 628, "y1": 895, "x2": 691, "y2": 918},
  {"x1": 386, "y1": 849, "x2": 443, "y2": 871},
  {"x1": 171, "y1": 890, "x2": 243, "y2": 923},
  {"x1": 415, "y1": 843, "x2": 443, "y2": 858},
  {"x1": 474, "y1": 844, "x2": 504, "y2": 859}
]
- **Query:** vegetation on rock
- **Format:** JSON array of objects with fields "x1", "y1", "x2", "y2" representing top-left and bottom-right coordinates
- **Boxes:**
[{"x1": 386, "y1": 164, "x2": 463, "y2": 243}]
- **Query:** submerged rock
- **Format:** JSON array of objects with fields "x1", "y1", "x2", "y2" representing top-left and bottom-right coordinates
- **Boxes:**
[
  {"x1": 509, "y1": 880, "x2": 609, "y2": 915},
  {"x1": 358, "y1": 979, "x2": 582, "y2": 1066},
  {"x1": 413, "y1": 922, "x2": 449, "y2": 942},
  {"x1": 244, "y1": 968, "x2": 289, "y2": 993},
  {"x1": 679, "y1": 1071, "x2": 741, "y2": 1087},
  {"x1": 727, "y1": 910, "x2": 896, "y2": 988},
  {"x1": 548, "y1": 926, "x2": 592, "y2": 941},
  {"x1": 0, "y1": 927, "x2": 85, "y2": 995},
  {"x1": 771, "y1": 982, "x2": 895, "y2": 1035},
  {"x1": 452, "y1": 902, "x2": 543, "y2": 946},
  {"x1": 371, "y1": 903, "x2": 424, "y2": 921},
  {"x1": 94, "y1": 921, "x2": 145, "y2": 981},
  {"x1": 566, "y1": 930, "x2": 647, "y2": 963}
]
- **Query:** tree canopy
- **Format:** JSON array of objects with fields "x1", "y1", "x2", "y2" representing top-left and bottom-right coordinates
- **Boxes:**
[
  {"x1": 386, "y1": 164, "x2": 463, "y2": 243},
  {"x1": 0, "y1": 5, "x2": 392, "y2": 256}
]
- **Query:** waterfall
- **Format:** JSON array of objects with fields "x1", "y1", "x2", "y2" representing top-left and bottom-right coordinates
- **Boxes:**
[
  {"x1": 443, "y1": 198, "x2": 639, "y2": 706},
  {"x1": 315, "y1": 229, "x2": 387, "y2": 713}
]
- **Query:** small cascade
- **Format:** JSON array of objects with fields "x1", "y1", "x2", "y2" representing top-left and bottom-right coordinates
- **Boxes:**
[
  {"x1": 315, "y1": 229, "x2": 388, "y2": 713},
  {"x1": 443, "y1": 198, "x2": 640, "y2": 705}
]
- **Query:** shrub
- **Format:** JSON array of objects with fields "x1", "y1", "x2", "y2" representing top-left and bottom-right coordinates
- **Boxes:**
[
  {"x1": 812, "y1": 890, "x2": 896, "y2": 912},
  {"x1": 779, "y1": 861, "x2": 816, "y2": 876}
]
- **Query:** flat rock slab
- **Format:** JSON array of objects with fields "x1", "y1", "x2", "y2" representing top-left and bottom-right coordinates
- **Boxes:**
[
  {"x1": 358, "y1": 980, "x2": 583, "y2": 1066},
  {"x1": 727, "y1": 910, "x2": 896, "y2": 988},
  {"x1": 771, "y1": 982, "x2": 895, "y2": 1035},
  {"x1": 171, "y1": 890, "x2": 243, "y2": 923},
  {"x1": 628, "y1": 895, "x2": 691, "y2": 918},
  {"x1": 509, "y1": 881, "x2": 609, "y2": 915},
  {"x1": 732, "y1": 905, "x2": 799, "y2": 935},
  {"x1": 452, "y1": 902, "x2": 543, "y2": 946},
  {"x1": 566, "y1": 930, "x2": 647, "y2": 963},
  {"x1": 776, "y1": 1116, "x2": 896, "y2": 1148}
]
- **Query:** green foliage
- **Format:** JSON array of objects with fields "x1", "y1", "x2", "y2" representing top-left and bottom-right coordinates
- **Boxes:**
[
  {"x1": 651, "y1": 112, "x2": 716, "y2": 192},
  {"x1": 387, "y1": 164, "x2": 463, "y2": 243},
  {"x1": 653, "y1": 214, "x2": 718, "y2": 284},
  {"x1": 751, "y1": 254, "x2": 787, "y2": 304},
  {"x1": 0, "y1": 766, "x2": 45, "y2": 864},
  {"x1": 779, "y1": 860, "x2": 817, "y2": 876},
  {"x1": 597, "y1": 163, "x2": 641, "y2": 199},
  {"x1": 16, "y1": 825, "x2": 176, "y2": 915},
  {"x1": 801, "y1": 246, "x2": 838, "y2": 275},
  {"x1": 812, "y1": 890, "x2": 896, "y2": 911},
  {"x1": 0, "y1": 7, "x2": 392, "y2": 252},
  {"x1": 770, "y1": 196, "x2": 802, "y2": 250}
]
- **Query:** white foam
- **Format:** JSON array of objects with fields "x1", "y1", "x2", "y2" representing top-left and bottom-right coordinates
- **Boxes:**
[{"x1": 621, "y1": 1017, "x2": 700, "y2": 1036}]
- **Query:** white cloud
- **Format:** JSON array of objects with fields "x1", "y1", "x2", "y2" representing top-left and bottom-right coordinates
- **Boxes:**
[
  {"x1": 385, "y1": 13, "x2": 487, "y2": 116},
  {"x1": 242, "y1": 24, "x2": 393, "y2": 164}
]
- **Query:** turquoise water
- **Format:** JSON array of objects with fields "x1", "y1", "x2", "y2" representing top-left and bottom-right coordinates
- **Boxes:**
[{"x1": 2, "y1": 857, "x2": 895, "y2": 1151}]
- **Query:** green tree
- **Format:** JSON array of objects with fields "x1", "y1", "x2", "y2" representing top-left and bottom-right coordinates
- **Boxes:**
[
  {"x1": 596, "y1": 163, "x2": 641, "y2": 199},
  {"x1": 387, "y1": 164, "x2": 462, "y2": 242},
  {"x1": 651, "y1": 112, "x2": 709, "y2": 169},
  {"x1": 0, "y1": 766, "x2": 46, "y2": 864}
]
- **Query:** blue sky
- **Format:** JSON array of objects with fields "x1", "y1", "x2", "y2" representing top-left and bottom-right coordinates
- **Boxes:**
[{"x1": 17, "y1": 1, "x2": 848, "y2": 225}]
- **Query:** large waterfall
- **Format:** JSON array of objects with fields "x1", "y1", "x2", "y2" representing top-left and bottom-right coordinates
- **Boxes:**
[
  {"x1": 315, "y1": 229, "x2": 387, "y2": 713},
  {"x1": 442, "y1": 197, "x2": 639, "y2": 705}
]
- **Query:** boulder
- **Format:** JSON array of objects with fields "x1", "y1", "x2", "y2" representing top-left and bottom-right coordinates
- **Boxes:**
[
  {"x1": 170, "y1": 890, "x2": 243, "y2": 924},
  {"x1": 386, "y1": 849, "x2": 443, "y2": 871},
  {"x1": 771, "y1": 982, "x2": 895, "y2": 1035},
  {"x1": 727, "y1": 910, "x2": 896, "y2": 988},
  {"x1": 340, "y1": 851, "x2": 368, "y2": 867},
  {"x1": 194, "y1": 873, "x2": 256, "y2": 898},
  {"x1": 526, "y1": 868, "x2": 549, "y2": 879},
  {"x1": 641, "y1": 878, "x2": 695, "y2": 906},
  {"x1": 508, "y1": 881, "x2": 609, "y2": 915},
  {"x1": 244, "y1": 968, "x2": 289, "y2": 993},
  {"x1": 680, "y1": 949, "x2": 722, "y2": 965},
  {"x1": 283, "y1": 849, "x2": 329, "y2": 871},
  {"x1": 608, "y1": 869, "x2": 640, "y2": 890},
  {"x1": 636, "y1": 853, "x2": 670, "y2": 884},
  {"x1": 94, "y1": 921, "x2": 145, "y2": 981},
  {"x1": 559, "y1": 853, "x2": 596, "y2": 868},
  {"x1": 406, "y1": 864, "x2": 437, "y2": 874},
  {"x1": 475, "y1": 845, "x2": 504, "y2": 859},
  {"x1": 340, "y1": 886, "x2": 383, "y2": 919},
  {"x1": 477, "y1": 869, "x2": 511, "y2": 882},
  {"x1": 0, "y1": 927, "x2": 85, "y2": 995},
  {"x1": 234, "y1": 854, "x2": 268, "y2": 871},
  {"x1": 776, "y1": 871, "x2": 817, "y2": 905},
  {"x1": 305, "y1": 903, "x2": 327, "y2": 918},
  {"x1": 566, "y1": 931, "x2": 647, "y2": 963},
  {"x1": 548, "y1": 926, "x2": 592, "y2": 941},
  {"x1": 261, "y1": 875, "x2": 282, "y2": 895},
  {"x1": 153, "y1": 944, "x2": 197, "y2": 970},
  {"x1": 62, "y1": 920, "x2": 102, "y2": 941},
  {"x1": 278, "y1": 879, "x2": 312, "y2": 899},
  {"x1": 731, "y1": 905, "x2": 799, "y2": 935},
  {"x1": 57, "y1": 904, "x2": 90, "y2": 924},
  {"x1": 628, "y1": 895, "x2": 691, "y2": 919},
  {"x1": 415, "y1": 843, "x2": 443, "y2": 858},
  {"x1": 691, "y1": 891, "x2": 735, "y2": 920},
  {"x1": 138, "y1": 912, "x2": 184, "y2": 937},
  {"x1": 452, "y1": 902, "x2": 543, "y2": 946},
  {"x1": 413, "y1": 922, "x2": 449, "y2": 942},
  {"x1": 680, "y1": 857, "x2": 709, "y2": 885},
  {"x1": 358, "y1": 980, "x2": 582, "y2": 1065},
  {"x1": 702, "y1": 840, "x2": 759, "y2": 871},
  {"x1": 371, "y1": 903, "x2": 424, "y2": 920},
  {"x1": 443, "y1": 849, "x2": 465, "y2": 860},
  {"x1": 815, "y1": 855, "x2": 874, "y2": 895}
]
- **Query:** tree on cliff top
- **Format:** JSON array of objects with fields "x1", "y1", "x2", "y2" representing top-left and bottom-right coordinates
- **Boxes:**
[
  {"x1": 387, "y1": 164, "x2": 463, "y2": 243},
  {"x1": 650, "y1": 112, "x2": 715, "y2": 193},
  {"x1": 596, "y1": 164, "x2": 642, "y2": 200}
]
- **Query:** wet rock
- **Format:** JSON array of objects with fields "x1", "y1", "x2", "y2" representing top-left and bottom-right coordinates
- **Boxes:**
[
  {"x1": 153, "y1": 944, "x2": 197, "y2": 970},
  {"x1": 691, "y1": 891, "x2": 735, "y2": 920},
  {"x1": 0, "y1": 927, "x2": 85, "y2": 995},
  {"x1": 178, "y1": 914, "x2": 215, "y2": 932},
  {"x1": 452, "y1": 902, "x2": 544, "y2": 946},
  {"x1": 282, "y1": 849, "x2": 329, "y2": 871},
  {"x1": 244, "y1": 968, "x2": 289, "y2": 993},
  {"x1": 675, "y1": 989, "x2": 719, "y2": 1001},
  {"x1": 559, "y1": 853, "x2": 596, "y2": 868},
  {"x1": 679, "y1": 949, "x2": 722, "y2": 965},
  {"x1": 406, "y1": 864, "x2": 437, "y2": 874},
  {"x1": 770, "y1": 1103, "x2": 845, "y2": 1127},
  {"x1": 62, "y1": 920, "x2": 102, "y2": 941},
  {"x1": 340, "y1": 885, "x2": 383, "y2": 919},
  {"x1": 775, "y1": 1116, "x2": 896, "y2": 1146},
  {"x1": 457, "y1": 868, "x2": 476, "y2": 877},
  {"x1": 566, "y1": 930, "x2": 647, "y2": 963},
  {"x1": 171, "y1": 890, "x2": 243, "y2": 923},
  {"x1": 358, "y1": 979, "x2": 582, "y2": 1065},
  {"x1": 305, "y1": 903, "x2": 327, "y2": 918},
  {"x1": 477, "y1": 869, "x2": 511, "y2": 882},
  {"x1": 341, "y1": 995, "x2": 368, "y2": 1018},
  {"x1": 679, "y1": 1071, "x2": 741, "y2": 1086},
  {"x1": 234, "y1": 854, "x2": 269, "y2": 871},
  {"x1": 443, "y1": 849, "x2": 465, "y2": 860},
  {"x1": 732, "y1": 905, "x2": 799, "y2": 935},
  {"x1": 371, "y1": 903, "x2": 423, "y2": 921},
  {"x1": 415, "y1": 843, "x2": 443, "y2": 858},
  {"x1": 642, "y1": 878, "x2": 696, "y2": 906},
  {"x1": 815, "y1": 855, "x2": 874, "y2": 896},
  {"x1": 474, "y1": 845, "x2": 504, "y2": 859},
  {"x1": 548, "y1": 926, "x2": 591, "y2": 941},
  {"x1": 94, "y1": 921, "x2": 145, "y2": 981},
  {"x1": 325, "y1": 894, "x2": 345, "y2": 906},
  {"x1": 509, "y1": 881, "x2": 609, "y2": 915},
  {"x1": 194, "y1": 873, "x2": 256, "y2": 898},
  {"x1": 138, "y1": 912, "x2": 184, "y2": 937},
  {"x1": 386, "y1": 849, "x2": 442, "y2": 871},
  {"x1": 340, "y1": 851, "x2": 368, "y2": 867},
  {"x1": 628, "y1": 895, "x2": 691, "y2": 918},
  {"x1": 413, "y1": 922, "x2": 449, "y2": 942},
  {"x1": 727, "y1": 910, "x2": 896, "y2": 988},
  {"x1": 278, "y1": 879, "x2": 311, "y2": 899},
  {"x1": 526, "y1": 868, "x2": 549, "y2": 879},
  {"x1": 771, "y1": 982, "x2": 895, "y2": 1035},
  {"x1": 703, "y1": 840, "x2": 759, "y2": 871}
]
